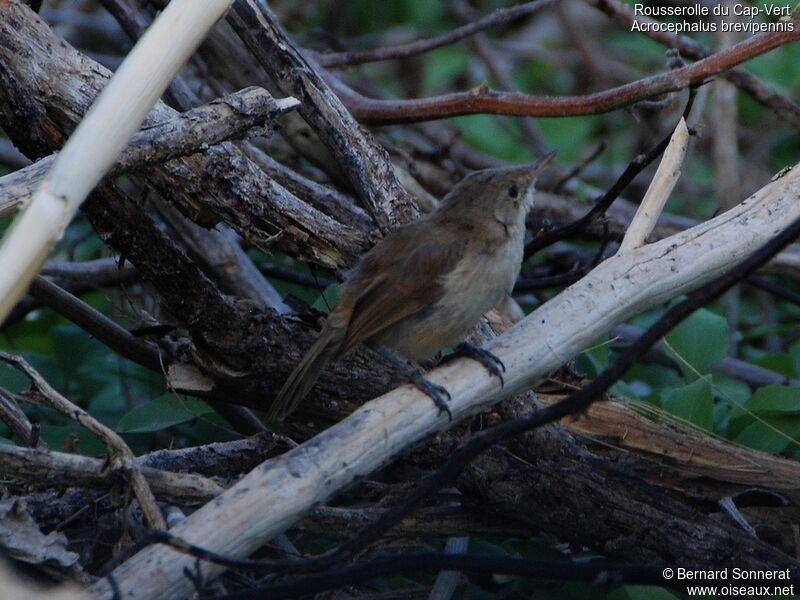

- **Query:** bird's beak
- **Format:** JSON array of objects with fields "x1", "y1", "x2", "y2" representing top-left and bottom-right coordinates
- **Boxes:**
[
  {"x1": 505, "y1": 150, "x2": 557, "y2": 185},
  {"x1": 529, "y1": 150, "x2": 557, "y2": 178}
]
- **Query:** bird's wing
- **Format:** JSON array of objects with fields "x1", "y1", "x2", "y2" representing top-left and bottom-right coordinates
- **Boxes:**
[{"x1": 341, "y1": 228, "x2": 468, "y2": 353}]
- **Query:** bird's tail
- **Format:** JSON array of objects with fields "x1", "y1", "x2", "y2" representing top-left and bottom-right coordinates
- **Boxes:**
[{"x1": 267, "y1": 325, "x2": 342, "y2": 421}]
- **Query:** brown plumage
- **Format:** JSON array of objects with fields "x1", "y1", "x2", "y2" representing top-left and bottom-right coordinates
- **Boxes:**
[{"x1": 268, "y1": 153, "x2": 555, "y2": 421}]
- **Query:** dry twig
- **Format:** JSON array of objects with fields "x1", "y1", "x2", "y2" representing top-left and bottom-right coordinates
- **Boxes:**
[
  {"x1": 0, "y1": 352, "x2": 167, "y2": 530},
  {"x1": 328, "y1": 22, "x2": 800, "y2": 123},
  {"x1": 619, "y1": 118, "x2": 689, "y2": 252},
  {"x1": 0, "y1": 87, "x2": 298, "y2": 219},
  {"x1": 316, "y1": 0, "x2": 553, "y2": 68},
  {"x1": 587, "y1": 0, "x2": 800, "y2": 129},
  {"x1": 229, "y1": 0, "x2": 419, "y2": 231},
  {"x1": 0, "y1": 443, "x2": 224, "y2": 505}
]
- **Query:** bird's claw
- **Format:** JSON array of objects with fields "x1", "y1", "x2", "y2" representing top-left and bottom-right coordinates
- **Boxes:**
[
  {"x1": 410, "y1": 372, "x2": 452, "y2": 421},
  {"x1": 454, "y1": 342, "x2": 506, "y2": 387}
]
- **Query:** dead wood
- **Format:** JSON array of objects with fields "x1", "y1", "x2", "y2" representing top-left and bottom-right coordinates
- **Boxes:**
[
  {"x1": 0, "y1": 1, "x2": 404, "y2": 410},
  {"x1": 0, "y1": 1, "x2": 798, "y2": 597},
  {"x1": 0, "y1": 443, "x2": 224, "y2": 505},
  {"x1": 0, "y1": 2, "x2": 368, "y2": 271},
  {"x1": 460, "y1": 393, "x2": 800, "y2": 567},
  {"x1": 228, "y1": 0, "x2": 419, "y2": 231},
  {"x1": 0, "y1": 352, "x2": 166, "y2": 530}
]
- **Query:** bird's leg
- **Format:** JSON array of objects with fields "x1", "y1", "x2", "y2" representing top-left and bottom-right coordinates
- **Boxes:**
[
  {"x1": 407, "y1": 370, "x2": 453, "y2": 420},
  {"x1": 370, "y1": 345, "x2": 452, "y2": 420},
  {"x1": 448, "y1": 342, "x2": 506, "y2": 387}
]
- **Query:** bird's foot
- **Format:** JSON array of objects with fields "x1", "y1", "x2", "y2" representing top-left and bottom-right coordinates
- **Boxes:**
[
  {"x1": 409, "y1": 370, "x2": 452, "y2": 421},
  {"x1": 452, "y1": 342, "x2": 505, "y2": 387},
  {"x1": 369, "y1": 343, "x2": 453, "y2": 420}
]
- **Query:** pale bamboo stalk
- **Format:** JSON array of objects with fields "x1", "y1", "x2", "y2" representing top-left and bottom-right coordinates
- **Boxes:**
[
  {"x1": 91, "y1": 160, "x2": 800, "y2": 599},
  {"x1": 618, "y1": 118, "x2": 690, "y2": 252},
  {"x1": 0, "y1": 0, "x2": 234, "y2": 322}
]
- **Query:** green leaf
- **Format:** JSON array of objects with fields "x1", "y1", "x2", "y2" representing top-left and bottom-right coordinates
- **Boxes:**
[
  {"x1": 611, "y1": 586, "x2": 682, "y2": 600},
  {"x1": 728, "y1": 385, "x2": 800, "y2": 438},
  {"x1": 116, "y1": 395, "x2": 214, "y2": 433},
  {"x1": 788, "y1": 339, "x2": 800, "y2": 377},
  {"x1": 41, "y1": 423, "x2": 106, "y2": 457},
  {"x1": 52, "y1": 325, "x2": 107, "y2": 381},
  {"x1": 713, "y1": 375, "x2": 752, "y2": 407},
  {"x1": 750, "y1": 353, "x2": 795, "y2": 377},
  {"x1": 664, "y1": 308, "x2": 729, "y2": 380},
  {"x1": 626, "y1": 363, "x2": 683, "y2": 405},
  {"x1": 741, "y1": 384, "x2": 800, "y2": 415},
  {"x1": 661, "y1": 378, "x2": 713, "y2": 430},
  {"x1": 311, "y1": 283, "x2": 340, "y2": 315},
  {"x1": 610, "y1": 379, "x2": 641, "y2": 400},
  {"x1": 575, "y1": 338, "x2": 609, "y2": 378},
  {"x1": 422, "y1": 47, "x2": 468, "y2": 95},
  {"x1": 734, "y1": 416, "x2": 800, "y2": 454},
  {"x1": 454, "y1": 114, "x2": 534, "y2": 163}
]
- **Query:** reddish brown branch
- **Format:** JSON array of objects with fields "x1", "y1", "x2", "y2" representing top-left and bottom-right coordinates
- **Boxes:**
[
  {"x1": 315, "y1": 0, "x2": 552, "y2": 68},
  {"x1": 331, "y1": 25, "x2": 800, "y2": 124},
  {"x1": 587, "y1": 0, "x2": 800, "y2": 129}
]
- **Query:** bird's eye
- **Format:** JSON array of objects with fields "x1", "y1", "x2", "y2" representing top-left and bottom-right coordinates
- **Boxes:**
[{"x1": 508, "y1": 184, "x2": 519, "y2": 198}]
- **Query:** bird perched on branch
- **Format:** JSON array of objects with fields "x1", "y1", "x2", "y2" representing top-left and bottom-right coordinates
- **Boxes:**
[{"x1": 268, "y1": 152, "x2": 556, "y2": 421}]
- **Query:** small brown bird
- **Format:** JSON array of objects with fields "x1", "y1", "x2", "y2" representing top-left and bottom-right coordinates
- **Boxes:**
[{"x1": 268, "y1": 152, "x2": 556, "y2": 421}]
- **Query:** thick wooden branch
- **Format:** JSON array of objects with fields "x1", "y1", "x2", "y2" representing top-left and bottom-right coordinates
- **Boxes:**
[
  {"x1": 91, "y1": 157, "x2": 800, "y2": 598},
  {"x1": 0, "y1": 2, "x2": 367, "y2": 271},
  {"x1": 228, "y1": 0, "x2": 419, "y2": 231},
  {"x1": 0, "y1": 0, "x2": 235, "y2": 323},
  {"x1": 298, "y1": 505, "x2": 535, "y2": 540},
  {"x1": 5, "y1": 434, "x2": 297, "y2": 532},
  {"x1": 161, "y1": 209, "x2": 291, "y2": 314},
  {"x1": 77, "y1": 184, "x2": 264, "y2": 369},
  {"x1": 11, "y1": 433, "x2": 532, "y2": 539},
  {"x1": 532, "y1": 190, "x2": 800, "y2": 278},
  {"x1": 463, "y1": 398, "x2": 798, "y2": 569},
  {"x1": 0, "y1": 389, "x2": 41, "y2": 448},
  {"x1": 0, "y1": 4, "x2": 421, "y2": 416},
  {"x1": 245, "y1": 144, "x2": 376, "y2": 232},
  {"x1": 0, "y1": 2, "x2": 402, "y2": 404},
  {"x1": 12, "y1": 388, "x2": 800, "y2": 575}
]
